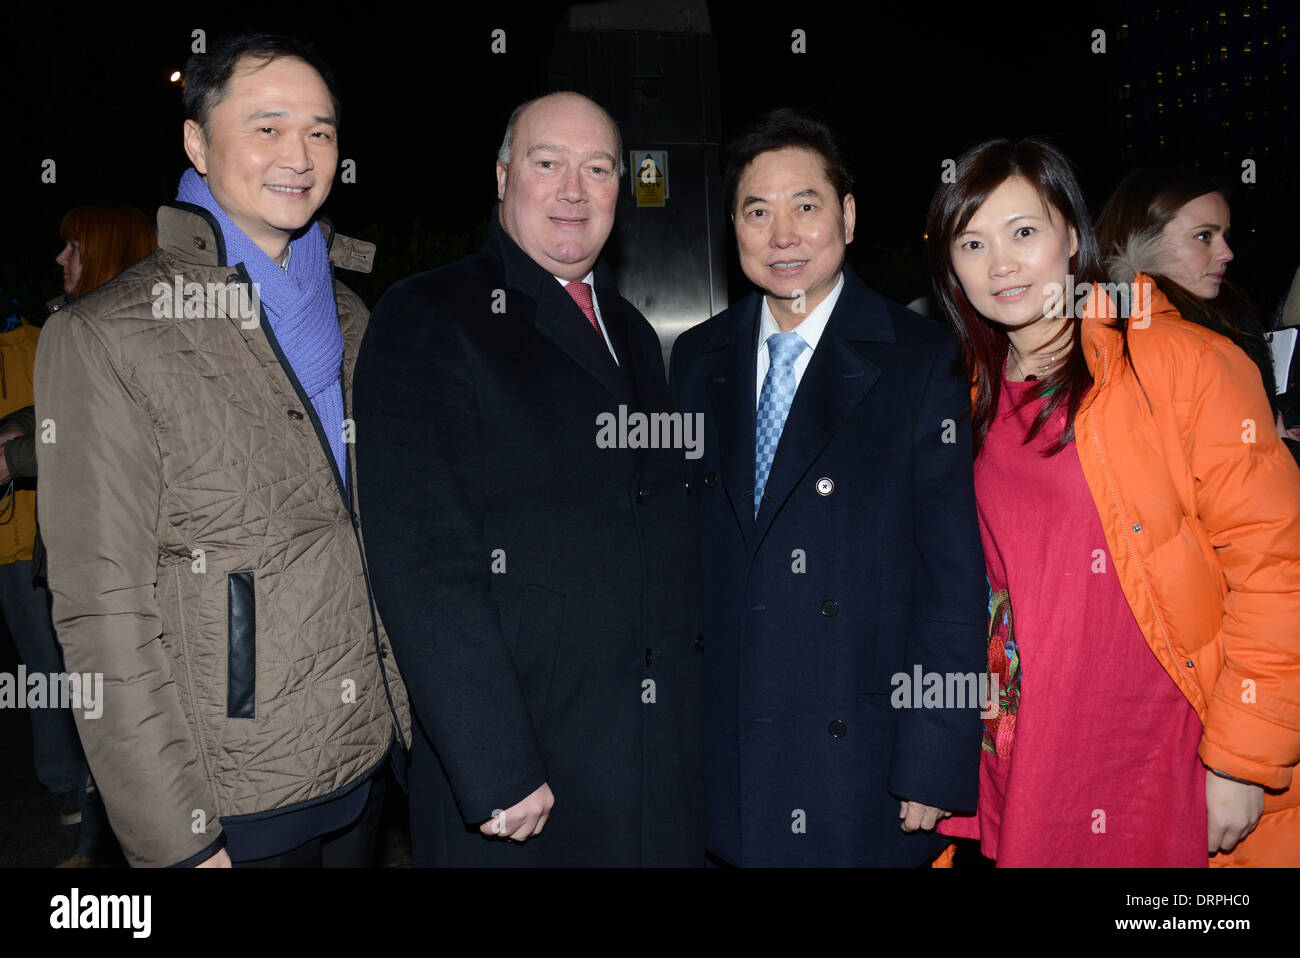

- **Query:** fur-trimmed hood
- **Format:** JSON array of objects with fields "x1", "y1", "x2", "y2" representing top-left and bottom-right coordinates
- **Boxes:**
[{"x1": 1105, "y1": 229, "x2": 1167, "y2": 286}]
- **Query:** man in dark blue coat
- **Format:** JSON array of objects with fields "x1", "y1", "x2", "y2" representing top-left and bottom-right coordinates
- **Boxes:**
[
  {"x1": 670, "y1": 109, "x2": 986, "y2": 866},
  {"x1": 354, "y1": 92, "x2": 704, "y2": 865}
]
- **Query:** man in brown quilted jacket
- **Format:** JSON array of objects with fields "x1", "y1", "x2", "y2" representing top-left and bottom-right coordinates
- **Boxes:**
[{"x1": 33, "y1": 33, "x2": 409, "y2": 868}]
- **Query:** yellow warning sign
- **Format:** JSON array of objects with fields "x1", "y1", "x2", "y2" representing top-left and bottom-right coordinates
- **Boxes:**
[{"x1": 633, "y1": 151, "x2": 668, "y2": 207}]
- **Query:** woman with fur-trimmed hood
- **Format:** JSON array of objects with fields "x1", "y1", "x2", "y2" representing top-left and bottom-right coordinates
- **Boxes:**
[{"x1": 1098, "y1": 169, "x2": 1300, "y2": 465}]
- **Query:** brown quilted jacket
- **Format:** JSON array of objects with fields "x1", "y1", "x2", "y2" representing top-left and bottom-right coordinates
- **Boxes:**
[{"x1": 34, "y1": 205, "x2": 410, "y2": 867}]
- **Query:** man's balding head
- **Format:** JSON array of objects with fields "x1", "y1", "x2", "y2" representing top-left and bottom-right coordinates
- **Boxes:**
[
  {"x1": 497, "y1": 92, "x2": 624, "y2": 175},
  {"x1": 495, "y1": 93, "x2": 623, "y2": 281}
]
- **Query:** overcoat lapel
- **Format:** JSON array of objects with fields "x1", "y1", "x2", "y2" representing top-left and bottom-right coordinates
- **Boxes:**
[
  {"x1": 493, "y1": 212, "x2": 632, "y2": 405},
  {"x1": 706, "y1": 294, "x2": 761, "y2": 553},
  {"x1": 751, "y1": 268, "x2": 890, "y2": 544}
]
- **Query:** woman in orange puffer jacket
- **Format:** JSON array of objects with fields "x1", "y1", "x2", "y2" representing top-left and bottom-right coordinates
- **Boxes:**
[{"x1": 924, "y1": 138, "x2": 1300, "y2": 867}]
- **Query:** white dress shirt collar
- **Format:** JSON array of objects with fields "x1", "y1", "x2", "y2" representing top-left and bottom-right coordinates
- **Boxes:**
[{"x1": 758, "y1": 272, "x2": 845, "y2": 353}]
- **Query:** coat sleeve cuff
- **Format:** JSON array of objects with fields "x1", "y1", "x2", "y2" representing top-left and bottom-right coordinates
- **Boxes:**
[
  {"x1": 456, "y1": 763, "x2": 549, "y2": 827},
  {"x1": 1198, "y1": 737, "x2": 1294, "y2": 791},
  {"x1": 168, "y1": 831, "x2": 227, "y2": 868}
]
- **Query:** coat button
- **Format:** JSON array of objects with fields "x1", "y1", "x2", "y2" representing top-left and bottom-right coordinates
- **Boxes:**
[
  {"x1": 636, "y1": 488, "x2": 649, "y2": 503},
  {"x1": 683, "y1": 479, "x2": 692, "y2": 495},
  {"x1": 380, "y1": 645, "x2": 390, "y2": 659},
  {"x1": 1185, "y1": 660, "x2": 1194, "y2": 668},
  {"x1": 644, "y1": 647, "x2": 658, "y2": 667},
  {"x1": 816, "y1": 477, "x2": 834, "y2": 496},
  {"x1": 1132, "y1": 523, "x2": 1142, "y2": 533},
  {"x1": 695, "y1": 633, "x2": 705, "y2": 652},
  {"x1": 226, "y1": 273, "x2": 241, "y2": 284},
  {"x1": 287, "y1": 409, "x2": 304, "y2": 421},
  {"x1": 821, "y1": 599, "x2": 839, "y2": 617},
  {"x1": 193, "y1": 236, "x2": 207, "y2": 250},
  {"x1": 828, "y1": 719, "x2": 848, "y2": 738},
  {"x1": 703, "y1": 472, "x2": 718, "y2": 488}
]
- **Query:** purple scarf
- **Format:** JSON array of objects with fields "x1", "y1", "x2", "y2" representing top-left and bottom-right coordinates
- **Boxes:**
[{"x1": 176, "y1": 168, "x2": 347, "y2": 488}]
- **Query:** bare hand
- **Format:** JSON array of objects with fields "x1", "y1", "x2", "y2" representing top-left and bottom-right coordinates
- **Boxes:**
[
  {"x1": 196, "y1": 848, "x2": 232, "y2": 868},
  {"x1": 480, "y1": 782, "x2": 554, "y2": 842},
  {"x1": 899, "y1": 799, "x2": 952, "y2": 832},
  {"x1": 1206, "y1": 771, "x2": 1264, "y2": 855},
  {"x1": 1275, "y1": 411, "x2": 1300, "y2": 443}
]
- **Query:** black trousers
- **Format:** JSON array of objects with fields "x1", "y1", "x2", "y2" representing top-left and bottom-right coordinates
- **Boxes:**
[{"x1": 234, "y1": 773, "x2": 388, "y2": 868}]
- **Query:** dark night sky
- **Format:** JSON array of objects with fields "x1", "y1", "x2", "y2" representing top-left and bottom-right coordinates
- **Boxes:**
[{"x1": 2, "y1": 0, "x2": 1293, "y2": 320}]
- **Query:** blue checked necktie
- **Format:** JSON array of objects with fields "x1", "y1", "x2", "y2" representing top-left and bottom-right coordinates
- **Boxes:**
[{"x1": 754, "y1": 331, "x2": 807, "y2": 518}]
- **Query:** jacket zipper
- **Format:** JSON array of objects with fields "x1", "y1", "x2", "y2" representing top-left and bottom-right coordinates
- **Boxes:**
[
  {"x1": 233, "y1": 263, "x2": 407, "y2": 748},
  {"x1": 1084, "y1": 345, "x2": 1200, "y2": 715}
]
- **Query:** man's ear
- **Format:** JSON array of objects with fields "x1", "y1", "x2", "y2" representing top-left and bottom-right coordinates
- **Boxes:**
[
  {"x1": 842, "y1": 193, "x2": 856, "y2": 246},
  {"x1": 183, "y1": 119, "x2": 208, "y2": 174},
  {"x1": 495, "y1": 161, "x2": 508, "y2": 202}
]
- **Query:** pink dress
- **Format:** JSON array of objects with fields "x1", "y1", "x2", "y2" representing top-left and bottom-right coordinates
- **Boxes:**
[{"x1": 938, "y1": 369, "x2": 1206, "y2": 866}]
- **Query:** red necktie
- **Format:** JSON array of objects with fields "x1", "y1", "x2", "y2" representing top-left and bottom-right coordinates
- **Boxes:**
[{"x1": 564, "y1": 281, "x2": 609, "y2": 349}]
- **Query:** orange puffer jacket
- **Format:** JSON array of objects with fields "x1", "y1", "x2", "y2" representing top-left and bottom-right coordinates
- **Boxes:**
[{"x1": 1070, "y1": 273, "x2": 1300, "y2": 866}]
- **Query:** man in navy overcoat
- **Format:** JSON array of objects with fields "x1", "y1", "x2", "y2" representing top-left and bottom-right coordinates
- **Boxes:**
[
  {"x1": 670, "y1": 109, "x2": 986, "y2": 866},
  {"x1": 356, "y1": 93, "x2": 704, "y2": 866}
]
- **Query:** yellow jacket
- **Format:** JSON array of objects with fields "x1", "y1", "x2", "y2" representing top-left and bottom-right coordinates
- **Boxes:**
[{"x1": 0, "y1": 321, "x2": 40, "y2": 564}]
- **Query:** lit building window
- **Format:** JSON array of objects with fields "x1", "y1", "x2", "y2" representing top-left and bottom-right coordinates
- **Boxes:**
[{"x1": 1219, "y1": 44, "x2": 1229, "y2": 60}]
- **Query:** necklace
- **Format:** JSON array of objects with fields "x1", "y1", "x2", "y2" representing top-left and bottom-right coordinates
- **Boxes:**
[{"x1": 1008, "y1": 342, "x2": 1065, "y2": 382}]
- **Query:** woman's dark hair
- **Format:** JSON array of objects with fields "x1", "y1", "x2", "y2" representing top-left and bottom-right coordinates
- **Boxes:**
[
  {"x1": 722, "y1": 107, "x2": 854, "y2": 216},
  {"x1": 183, "y1": 33, "x2": 341, "y2": 135},
  {"x1": 1096, "y1": 168, "x2": 1260, "y2": 354},
  {"x1": 925, "y1": 137, "x2": 1106, "y2": 456}
]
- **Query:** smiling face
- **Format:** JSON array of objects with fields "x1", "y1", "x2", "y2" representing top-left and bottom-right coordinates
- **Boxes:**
[
  {"x1": 55, "y1": 239, "x2": 83, "y2": 296},
  {"x1": 182, "y1": 54, "x2": 338, "y2": 260},
  {"x1": 1159, "y1": 191, "x2": 1233, "y2": 299},
  {"x1": 495, "y1": 94, "x2": 621, "y2": 281},
  {"x1": 950, "y1": 175, "x2": 1078, "y2": 332},
  {"x1": 733, "y1": 147, "x2": 854, "y2": 328}
]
